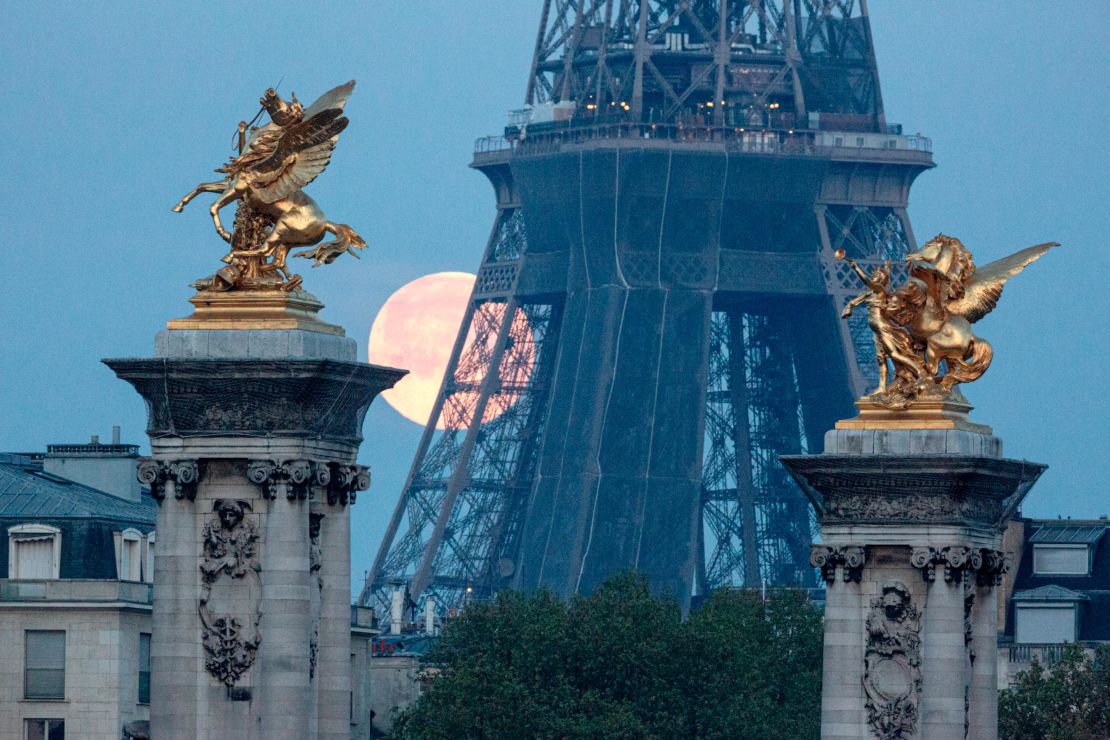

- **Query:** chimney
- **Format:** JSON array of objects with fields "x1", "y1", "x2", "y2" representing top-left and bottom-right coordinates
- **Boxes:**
[
  {"x1": 390, "y1": 586, "x2": 406, "y2": 635},
  {"x1": 424, "y1": 596, "x2": 436, "y2": 635},
  {"x1": 42, "y1": 428, "x2": 141, "y2": 502}
]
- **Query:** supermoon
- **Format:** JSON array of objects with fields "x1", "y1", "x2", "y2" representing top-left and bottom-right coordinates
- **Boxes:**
[{"x1": 368, "y1": 272, "x2": 535, "y2": 429}]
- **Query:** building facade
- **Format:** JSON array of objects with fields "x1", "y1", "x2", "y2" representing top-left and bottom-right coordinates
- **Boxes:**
[
  {"x1": 0, "y1": 439, "x2": 156, "y2": 740},
  {"x1": 997, "y1": 517, "x2": 1110, "y2": 688}
]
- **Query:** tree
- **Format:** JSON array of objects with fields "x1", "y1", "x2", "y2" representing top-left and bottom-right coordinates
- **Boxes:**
[
  {"x1": 999, "y1": 643, "x2": 1110, "y2": 740},
  {"x1": 391, "y1": 573, "x2": 822, "y2": 739}
]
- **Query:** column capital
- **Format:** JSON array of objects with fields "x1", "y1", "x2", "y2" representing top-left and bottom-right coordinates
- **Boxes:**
[
  {"x1": 910, "y1": 545, "x2": 1009, "y2": 587},
  {"x1": 137, "y1": 458, "x2": 202, "y2": 501},
  {"x1": 246, "y1": 459, "x2": 330, "y2": 500},
  {"x1": 810, "y1": 544, "x2": 866, "y2": 583}
]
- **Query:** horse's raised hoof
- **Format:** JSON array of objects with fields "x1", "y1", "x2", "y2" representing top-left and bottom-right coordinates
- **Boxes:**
[{"x1": 171, "y1": 204, "x2": 184, "y2": 213}]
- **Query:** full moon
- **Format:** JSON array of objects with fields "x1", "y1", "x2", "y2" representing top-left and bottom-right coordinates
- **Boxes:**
[
  {"x1": 369, "y1": 272, "x2": 474, "y2": 428},
  {"x1": 369, "y1": 272, "x2": 535, "y2": 429}
]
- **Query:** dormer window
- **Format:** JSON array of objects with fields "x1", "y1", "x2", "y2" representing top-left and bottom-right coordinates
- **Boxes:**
[
  {"x1": 112, "y1": 529, "x2": 146, "y2": 582},
  {"x1": 1032, "y1": 543, "x2": 1089, "y2": 576},
  {"x1": 7, "y1": 524, "x2": 61, "y2": 579},
  {"x1": 1028, "y1": 524, "x2": 1106, "y2": 577}
]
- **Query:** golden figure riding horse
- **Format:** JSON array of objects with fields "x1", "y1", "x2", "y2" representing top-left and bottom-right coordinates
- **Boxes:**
[
  {"x1": 839, "y1": 234, "x2": 1057, "y2": 407},
  {"x1": 172, "y1": 81, "x2": 366, "y2": 291}
]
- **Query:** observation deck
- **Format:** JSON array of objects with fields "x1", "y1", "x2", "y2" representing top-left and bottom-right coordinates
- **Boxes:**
[{"x1": 473, "y1": 121, "x2": 933, "y2": 169}]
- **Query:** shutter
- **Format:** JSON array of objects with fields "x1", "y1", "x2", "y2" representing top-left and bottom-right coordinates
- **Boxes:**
[{"x1": 15, "y1": 538, "x2": 54, "y2": 579}]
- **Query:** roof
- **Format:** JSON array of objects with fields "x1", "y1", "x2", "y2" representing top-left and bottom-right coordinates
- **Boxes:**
[
  {"x1": 0, "y1": 457, "x2": 155, "y2": 524},
  {"x1": 1011, "y1": 585, "x2": 1090, "y2": 602},
  {"x1": 1028, "y1": 523, "x2": 1108, "y2": 545}
]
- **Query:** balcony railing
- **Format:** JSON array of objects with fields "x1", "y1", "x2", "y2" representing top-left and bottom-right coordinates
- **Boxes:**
[
  {"x1": 1007, "y1": 642, "x2": 1093, "y2": 665},
  {"x1": 476, "y1": 123, "x2": 932, "y2": 159}
]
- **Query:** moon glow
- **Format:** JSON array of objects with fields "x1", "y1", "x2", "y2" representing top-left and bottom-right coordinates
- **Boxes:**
[{"x1": 369, "y1": 272, "x2": 534, "y2": 429}]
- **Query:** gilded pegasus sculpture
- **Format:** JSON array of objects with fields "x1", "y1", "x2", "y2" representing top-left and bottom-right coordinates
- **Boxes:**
[
  {"x1": 839, "y1": 235, "x2": 1057, "y2": 408},
  {"x1": 172, "y1": 80, "x2": 366, "y2": 292}
]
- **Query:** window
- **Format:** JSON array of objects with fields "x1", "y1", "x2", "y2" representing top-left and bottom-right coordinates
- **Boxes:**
[
  {"x1": 138, "y1": 633, "x2": 151, "y2": 704},
  {"x1": 116, "y1": 529, "x2": 143, "y2": 582},
  {"x1": 24, "y1": 631, "x2": 65, "y2": 700},
  {"x1": 1033, "y1": 544, "x2": 1089, "y2": 575},
  {"x1": 24, "y1": 719, "x2": 65, "y2": 740},
  {"x1": 8, "y1": 525, "x2": 61, "y2": 579},
  {"x1": 856, "y1": 136, "x2": 865, "y2": 147},
  {"x1": 1015, "y1": 604, "x2": 1077, "y2": 643}
]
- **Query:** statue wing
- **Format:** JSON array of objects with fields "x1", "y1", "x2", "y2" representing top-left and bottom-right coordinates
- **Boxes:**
[
  {"x1": 948, "y1": 242, "x2": 1058, "y2": 323},
  {"x1": 248, "y1": 81, "x2": 357, "y2": 203},
  {"x1": 302, "y1": 79, "x2": 355, "y2": 119},
  {"x1": 248, "y1": 110, "x2": 349, "y2": 203}
]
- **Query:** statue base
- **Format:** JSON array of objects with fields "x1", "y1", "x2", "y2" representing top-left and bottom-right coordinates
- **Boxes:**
[
  {"x1": 166, "y1": 289, "x2": 344, "y2": 335},
  {"x1": 836, "y1": 393, "x2": 992, "y2": 435},
  {"x1": 781, "y1": 424, "x2": 1045, "y2": 740}
]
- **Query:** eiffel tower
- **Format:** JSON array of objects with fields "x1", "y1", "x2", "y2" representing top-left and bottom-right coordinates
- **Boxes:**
[{"x1": 362, "y1": 0, "x2": 932, "y2": 614}]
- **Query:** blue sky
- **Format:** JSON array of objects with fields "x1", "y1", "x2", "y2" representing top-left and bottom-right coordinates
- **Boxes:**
[{"x1": 1, "y1": 2, "x2": 1107, "y2": 597}]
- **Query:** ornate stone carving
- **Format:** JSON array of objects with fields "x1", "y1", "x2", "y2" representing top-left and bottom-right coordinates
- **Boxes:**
[
  {"x1": 326, "y1": 463, "x2": 370, "y2": 506},
  {"x1": 824, "y1": 490, "x2": 1002, "y2": 528},
  {"x1": 200, "y1": 499, "x2": 261, "y2": 687},
  {"x1": 977, "y1": 549, "x2": 1010, "y2": 586},
  {"x1": 911, "y1": 545, "x2": 1007, "y2": 587},
  {"x1": 136, "y1": 459, "x2": 202, "y2": 501},
  {"x1": 247, "y1": 459, "x2": 329, "y2": 500},
  {"x1": 864, "y1": 582, "x2": 922, "y2": 740},
  {"x1": 810, "y1": 545, "x2": 866, "y2": 583},
  {"x1": 308, "y1": 510, "x2": 324, "y2": 680}
]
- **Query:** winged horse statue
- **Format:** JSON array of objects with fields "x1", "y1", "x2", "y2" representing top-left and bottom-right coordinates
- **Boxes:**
[
  {"x1": 840, "y1": 234, "x2": 1057, "y2": 407},
  {"x1": 172, "y1": 80, "x2": 366, "y2": 291}
]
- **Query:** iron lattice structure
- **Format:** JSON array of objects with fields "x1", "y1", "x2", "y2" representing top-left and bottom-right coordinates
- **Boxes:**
[{"x1": 363, "y1": 0, "x2": 932, "y2": 613}]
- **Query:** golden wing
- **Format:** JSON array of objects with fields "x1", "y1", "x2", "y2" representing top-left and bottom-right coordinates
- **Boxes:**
[
  {"x1": 249, "y1": 81, "x2": 357, "y2": 203},
  {"x1": 302, "y1": 80, "x2": 355, "y2": 119},
  {"x1": 947, "y1": 242, "x2": 1058, "y2": 323}
]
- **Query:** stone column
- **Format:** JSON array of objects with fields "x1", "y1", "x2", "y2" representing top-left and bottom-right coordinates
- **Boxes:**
[
  {"x1": 108, "y1": 311, "x2": 404, "y2": 740},
  {"x1": 782, "y1": 423, "x2": 1044, "y2": 740},
  {"x1": 812, "y1": 547, "x2": 867, "y2": 738}
]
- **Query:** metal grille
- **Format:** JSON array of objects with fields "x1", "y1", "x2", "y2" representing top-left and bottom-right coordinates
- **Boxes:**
[{"x1": 699, "y1": 309, "x2": 816, "y2": 592}]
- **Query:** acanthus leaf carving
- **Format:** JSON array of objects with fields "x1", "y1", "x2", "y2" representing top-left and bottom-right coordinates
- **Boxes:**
[
  {"x1": 247, "y1": 459, "x2": 325, "y2": 500},
  {"x1": 810, "y1": 545, "x2": 867, "y2": 583},
  {"x1": 326, "y1": 463, "x2": 370, "y2": 506},
  {"x1": 136, "y1": 458, "x2": 202, "y2": 501},
  {"x1": 912, "y1": 545, "x2": 1009, "y2": 588}
]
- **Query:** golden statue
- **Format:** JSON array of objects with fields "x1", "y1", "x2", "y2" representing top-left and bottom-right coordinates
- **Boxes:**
[
  {"x1": 172, "y1": 80, "x2": 366, "y2": 292},
  {"x1": 838, "y1": 234, "x2": 1057, "y2": 411}
]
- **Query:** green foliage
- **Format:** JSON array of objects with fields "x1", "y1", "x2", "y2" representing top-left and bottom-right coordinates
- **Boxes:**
[
  {"x1": 999, "y1": 643, "x2": 1110, "y2": 740},
  {"x1": 391, "y1": 573, "x2": 822, "y2": 739}
]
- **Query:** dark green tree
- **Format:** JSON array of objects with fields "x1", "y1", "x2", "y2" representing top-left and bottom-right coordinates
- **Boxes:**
[
  {"x1": 999, "y1": 643, "x2": 1110, "y2": 740},
  {"x1": 392, "y1": 573, "x2": 822, "y2": 739}
]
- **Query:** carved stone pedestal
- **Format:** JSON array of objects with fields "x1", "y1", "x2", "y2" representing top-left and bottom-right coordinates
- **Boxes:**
[
  {"x1": 782, "y1": 426, "x2": 1044, "y2": 740},
  {"x1": 106, "y1": 320, "x2": 404, "y2": 740}
]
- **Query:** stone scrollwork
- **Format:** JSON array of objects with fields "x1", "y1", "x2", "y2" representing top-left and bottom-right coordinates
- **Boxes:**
[
  {"x1": 911, "y1": 545, "x2": 1008, "y2": 587},
  {"x1": 810, "y1": 545, "x2": 867, "y2": 583},
  {"x1": 326, "y1": 463, "x2": 370, "y2": 506},
  {"x1": 200, "y1": 499, "x2": 262, "y2": 687},
  {"x1": 136, "y1": 459, "x2": 202, "y2": 501},
  {"x1": 247, "y1": 459, "x2": 330, "y2": 500},
  {"x1": 977, "y1": 549, "x2": 1011, "y2": 586},
  {"x1": 864, "y1": 581, "x2": 923, "y2": 740}
]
